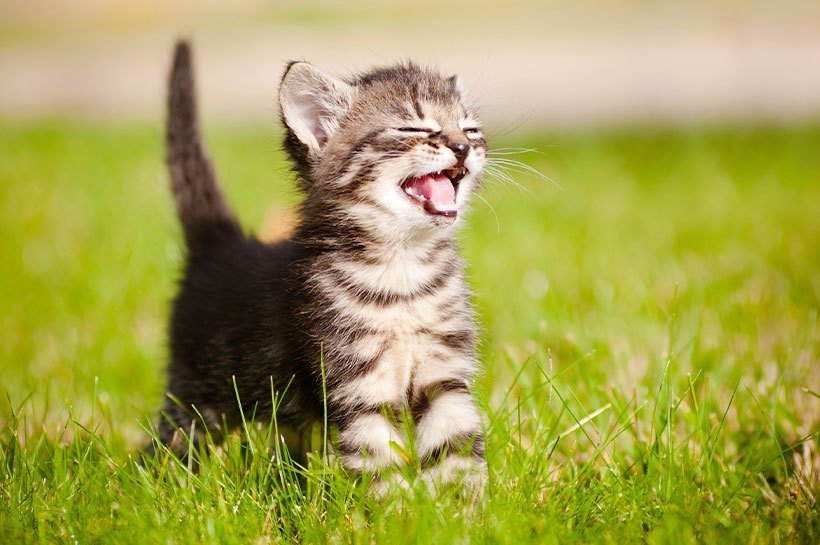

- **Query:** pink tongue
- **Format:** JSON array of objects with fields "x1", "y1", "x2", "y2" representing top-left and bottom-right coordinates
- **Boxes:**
[{"x1": 406, "y1": 173, "x2": 455, "y2": 205}]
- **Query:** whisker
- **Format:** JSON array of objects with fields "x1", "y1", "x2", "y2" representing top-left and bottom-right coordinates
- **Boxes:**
[
  {"x1": 473, "y1": 193, "x2": 500, "y2": 234},
  {"x1": 487, "y1": 147, "x2": 543, "y2": 156},
  {"x1": 485, "y1": 158, "x2": 563, "y2": 191},
  {"x1": 482, "y1": 166, "x2": 536, "y2": 198},
  {"x1": 484, "y1": 102, "x2": 538, "y2": 140}
]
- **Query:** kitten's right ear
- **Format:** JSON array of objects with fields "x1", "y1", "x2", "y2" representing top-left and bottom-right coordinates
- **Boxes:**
[{"x1": 279, "y1": 62, "x2": 355, "y2": 155}]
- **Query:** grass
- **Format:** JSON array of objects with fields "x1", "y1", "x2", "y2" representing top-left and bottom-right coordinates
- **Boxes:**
[{"x1": 0, "y1": 120, "x2": 818, "y2": 543}]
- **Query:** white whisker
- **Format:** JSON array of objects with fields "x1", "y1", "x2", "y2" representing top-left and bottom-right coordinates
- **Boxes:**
[
  {"x1": 474, "y1": 193, "x2": 500, "y2": 234},
  {"x1": 485, "y1": 157, "x2": 563, "y2": 191},
  {"x1": 487, "y1": 147, "x2": 543, "y2": 156},
  {"x1": 482, "y1": 165, "x2": 536, "y2": 197}
]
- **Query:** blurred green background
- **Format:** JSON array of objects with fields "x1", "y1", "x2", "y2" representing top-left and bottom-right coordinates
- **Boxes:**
[{"x1": 1, "y1": 2, "x2": 818, "y2": 543}]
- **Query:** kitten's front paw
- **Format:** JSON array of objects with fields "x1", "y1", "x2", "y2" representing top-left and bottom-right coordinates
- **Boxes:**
[
  {"x1": 422, "y1": 456, "x2": 487, "y2": 497},
  {"x1": 368, "y1": 471, "x2": 412, "y2": 500}
]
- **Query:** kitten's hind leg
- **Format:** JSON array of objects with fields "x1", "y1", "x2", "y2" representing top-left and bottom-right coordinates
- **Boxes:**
[
  {"x1": 273, "y1": 422, "x2": 310, "y2": 469},
  {"x1": 149, "y1": 399, "x2": 224, "y2": 461}
]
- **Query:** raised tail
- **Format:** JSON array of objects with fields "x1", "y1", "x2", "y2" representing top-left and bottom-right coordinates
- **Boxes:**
[{"x1": 166, "y1": 40, "x2": 242, "y2": 253}]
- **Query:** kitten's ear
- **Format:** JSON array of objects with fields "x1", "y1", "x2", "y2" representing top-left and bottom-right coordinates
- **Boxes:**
[
  {"x1": 448, "y1": 75, "x2": 468, "y2": 100},
  {"x1": 279, "y1": 62, "x2": 355, "y2": 154}
]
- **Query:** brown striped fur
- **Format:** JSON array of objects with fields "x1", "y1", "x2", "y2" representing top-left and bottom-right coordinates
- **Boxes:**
[{"x1": 153, "y1": 40, "x2": 489, "y2": 493}]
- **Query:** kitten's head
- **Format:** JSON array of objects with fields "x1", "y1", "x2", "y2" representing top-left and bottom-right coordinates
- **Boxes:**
[{"x1": 279, "y1": 61, "x2": 486, "y2": 238}]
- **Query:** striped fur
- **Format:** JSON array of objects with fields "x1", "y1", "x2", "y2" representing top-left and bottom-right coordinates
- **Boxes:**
[{"x1": 153, "y1": 41, "x2": 488, "y2": 492}]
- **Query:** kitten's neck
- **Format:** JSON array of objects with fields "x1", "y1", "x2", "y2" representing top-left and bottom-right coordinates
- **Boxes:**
[
  {"x1": 294, "y1": 215, "x2": 461, "y2": 298},
  {"x1": 294, "y1": 215, "x2": 457, "y2": 268},
  {"x1": 295, "y1": 211, "x2": 456, "y2": 265}
]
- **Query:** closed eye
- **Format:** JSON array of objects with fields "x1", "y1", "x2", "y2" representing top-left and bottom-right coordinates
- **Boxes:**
[
  {"x1": 395, "y1": 127, "x2": 437, "y2": 134},
  {"x1": 463, "y1": 127, "x2": 483, "y2": 139}
]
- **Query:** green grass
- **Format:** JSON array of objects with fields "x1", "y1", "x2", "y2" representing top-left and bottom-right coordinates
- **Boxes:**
[{"x1": 1, "y1": 120, "x2": 818, "y2": 543}]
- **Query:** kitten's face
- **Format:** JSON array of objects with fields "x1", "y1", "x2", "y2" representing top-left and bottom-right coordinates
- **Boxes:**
[{"x1": 280, "y1": 63, "x2": 487, "y2": 238}]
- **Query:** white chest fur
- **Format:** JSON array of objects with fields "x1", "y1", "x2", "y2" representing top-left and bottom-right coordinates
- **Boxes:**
[{"x1": 320, "y1": 244, "x2": 472, "y2": 407}]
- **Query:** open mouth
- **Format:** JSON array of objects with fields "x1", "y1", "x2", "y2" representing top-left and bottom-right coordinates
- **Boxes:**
[{"x1": 400, "y1": 167, "x2": 467, "y2": 218}]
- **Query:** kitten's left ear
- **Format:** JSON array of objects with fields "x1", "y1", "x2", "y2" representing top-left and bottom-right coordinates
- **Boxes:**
[
  {"x1": 279, "y1": 62, "x2": 356, "y2": 154},
  {"x1": 448, "y1": 75, "x2": 468, "y2": 100}
]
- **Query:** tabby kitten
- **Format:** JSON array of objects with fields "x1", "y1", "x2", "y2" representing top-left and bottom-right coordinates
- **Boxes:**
[{"x1": 155, "y1": 41, "x2": 488, "y2": 491}]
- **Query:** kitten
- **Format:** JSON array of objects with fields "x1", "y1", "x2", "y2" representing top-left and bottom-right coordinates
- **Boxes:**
[{"x1": 154, "y1": 41, "x2": 488, "y2": 491}]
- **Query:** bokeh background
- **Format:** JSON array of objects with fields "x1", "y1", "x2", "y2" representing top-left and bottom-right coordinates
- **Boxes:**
[
  {"x1": 3, "y1": 0, "x2": 820, "y2": 126},
  {"x1": 0, "y1": 2, "x2": 818, "y2": 541}
]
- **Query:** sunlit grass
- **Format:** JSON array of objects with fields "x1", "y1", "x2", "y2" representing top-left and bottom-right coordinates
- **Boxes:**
[{"x1": 1, "y1": 120, "x2": 817, "y2": 543}]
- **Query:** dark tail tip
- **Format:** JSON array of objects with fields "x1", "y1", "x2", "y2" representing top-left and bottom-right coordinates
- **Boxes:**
[
  {"x1": 165, "y1": 39, "x2": 242, "y2": 252},
  {"x1": 170, "y1": 40, "x2": 193, "y2": 97},
  {"x1": 173, "y1": 39, "x2": 192, "y2": 68},
  {"x1": 171, "y1": 39, "x2": 193, "y2": 88},
  {"x1": 168, "y1": 40, "x2": 196, "y2": 142}
]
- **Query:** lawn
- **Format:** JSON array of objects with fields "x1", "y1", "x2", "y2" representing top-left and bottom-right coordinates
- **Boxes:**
[{"x1": 1, "y1": 120, "x2": 817, "y2": 543}]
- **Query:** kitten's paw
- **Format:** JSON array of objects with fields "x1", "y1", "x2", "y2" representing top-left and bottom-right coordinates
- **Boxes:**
[
  {"x1": 422, "y1": 456, "x2": 487, "y2": 497},
  {"x1": 368, "y1": 471, "x2": 412, "y2": 500}
]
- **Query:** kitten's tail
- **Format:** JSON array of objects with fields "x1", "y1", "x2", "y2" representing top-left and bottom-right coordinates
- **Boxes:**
[{"x1": 166, "y1": 40, "x2": 242, "y2": 253}]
